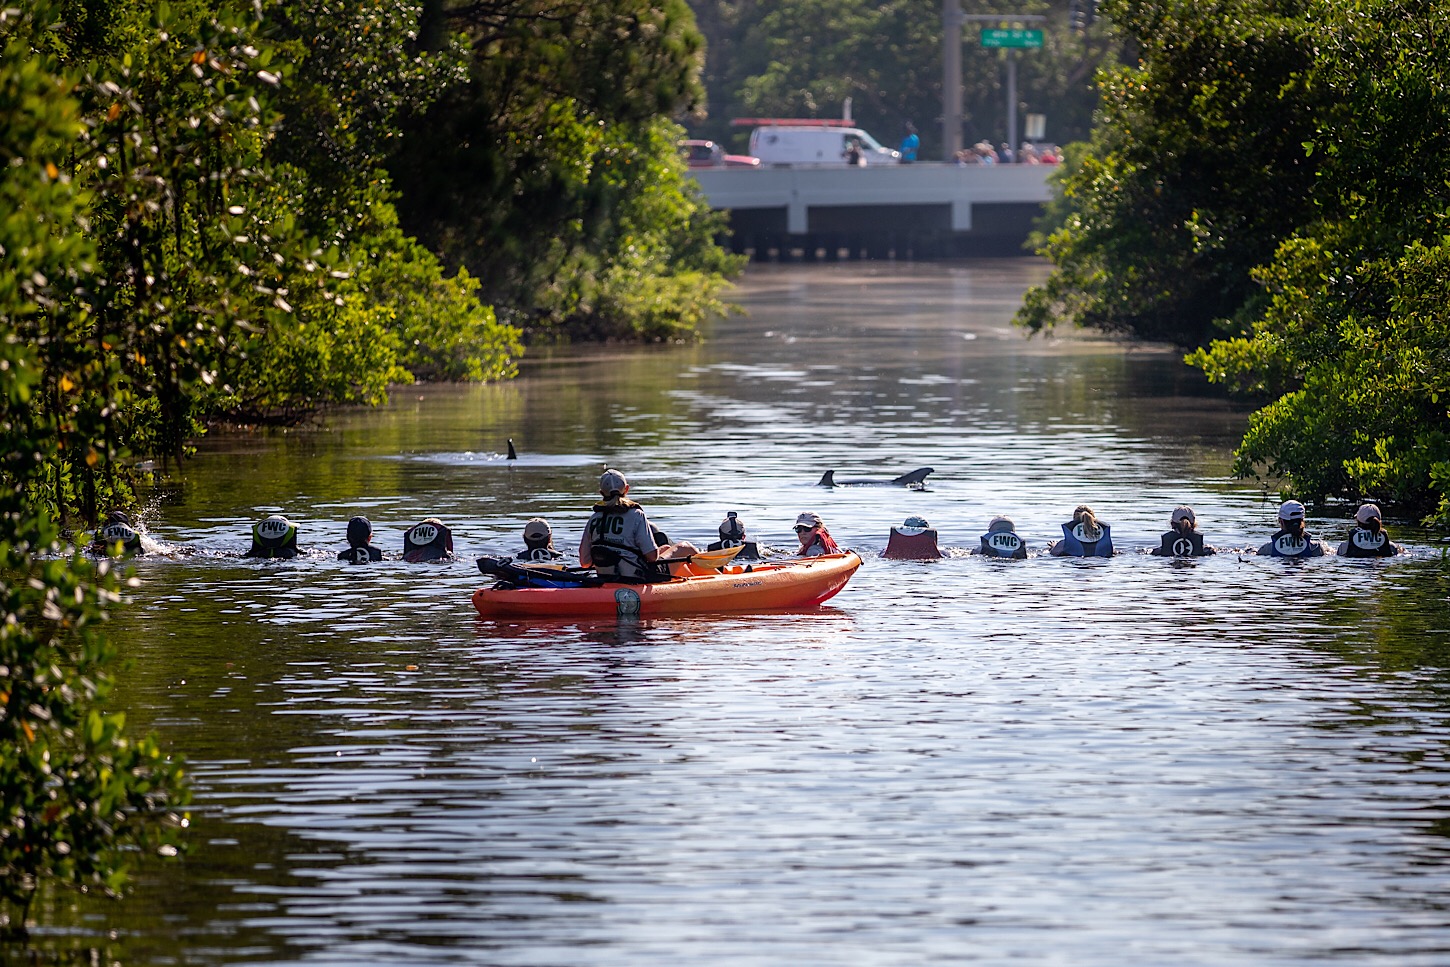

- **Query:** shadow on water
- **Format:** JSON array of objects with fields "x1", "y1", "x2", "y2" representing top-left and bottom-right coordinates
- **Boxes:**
[{"x1": 17, "y1": 260, "x2": 1450, "y2": 965}]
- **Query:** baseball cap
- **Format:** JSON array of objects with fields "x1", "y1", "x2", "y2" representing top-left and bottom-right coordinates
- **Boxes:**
[
  {"x1": 599, "y1": 468, "x2": 628, "y2": 496},
  {"x1": 523, "y1": 518, "x2": 551, "y2": 540},
  {"x1": 987, "y1": 515, "x2": 1015, "y2": 533},
  {"x1": 1171, "y1": 506, "x2": 1196, "y2": 525},
  {"x1": 1355, "y1": 503, "x2": 1382, "y2": 525},
  {"x1": 1278, "y1": 500, "x2": 1306, "y2": 521},
  {"x1": 794, "y1": 512, "x2": 822, "y2": 530}
]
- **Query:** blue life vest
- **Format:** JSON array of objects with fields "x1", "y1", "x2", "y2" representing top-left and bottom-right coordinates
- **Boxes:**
[
  {"x1": 1268, "y1": 529, "x2": 1323, "y2": 558},
  {"x1": 1341, "y1": 527, "x2": 1396, "y2": 558},
  {"x1": 1058, "y1": 521, "x2": 1112, "y2": 557},
  {"x1": 1155, "y1": 530, "x2": 1208, "y2": 557},
  {"x1": 978, "y1": 530, "x2": 1026, "y2": 559}
]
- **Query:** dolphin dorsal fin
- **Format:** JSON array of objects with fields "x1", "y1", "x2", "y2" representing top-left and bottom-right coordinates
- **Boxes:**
[
  {"x1": 818, "y1": 470, "x2": 836, "y2": 487},
  {"x1": 891, "y1": 467, "x2": 933, "y2": 487}
]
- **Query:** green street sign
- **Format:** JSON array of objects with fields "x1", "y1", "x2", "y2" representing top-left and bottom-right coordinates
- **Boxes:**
[{"x1": 980, "y1": 28, "x2": 1044, "y2": 48}]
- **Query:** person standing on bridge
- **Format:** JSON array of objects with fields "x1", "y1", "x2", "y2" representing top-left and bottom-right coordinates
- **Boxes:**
[{"x1": 899, "y1": 122, "x2": 919, "y2": 163}]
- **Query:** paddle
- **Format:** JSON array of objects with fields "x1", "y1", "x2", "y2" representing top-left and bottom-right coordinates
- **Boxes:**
[{"x1": 658, "y1": 544, "x2": 744, "y2": 574}]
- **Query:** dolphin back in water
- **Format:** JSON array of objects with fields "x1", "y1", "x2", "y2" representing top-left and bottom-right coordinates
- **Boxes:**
[{"x1": 818, "y1": 467, "x2": 933, "y2": 489}]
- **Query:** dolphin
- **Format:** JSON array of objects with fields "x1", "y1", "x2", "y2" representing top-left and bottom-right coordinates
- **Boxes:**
[{"x1": 818, "y1": 467, "x2": 933, "y2": 489}]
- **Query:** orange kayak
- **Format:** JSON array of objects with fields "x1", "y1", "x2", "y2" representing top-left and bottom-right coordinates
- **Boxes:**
[{"x1": 472, "y1": 552, "x2": 863, "y2": 618}]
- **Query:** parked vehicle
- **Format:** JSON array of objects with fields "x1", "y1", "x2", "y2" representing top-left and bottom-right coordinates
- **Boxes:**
[
  {"x1": 679, "y1": 139, "x2": 761, "y2": 168},
  {"x1": 736, "y1": 119, "x2": 901, "y2": 166}
]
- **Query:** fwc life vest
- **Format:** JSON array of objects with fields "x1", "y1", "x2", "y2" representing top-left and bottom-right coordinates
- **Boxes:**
[
  {"x1": 884, "y1": 527, "x2": 942, "y2": 560},
  {"x1": 403, "y1": 519, "x2": 454, "y2": 562},
  {"x1": 1341, "y1": 526, "x2": 1396, "y2": 558},
  {"x1": 96, "y1": 519, "x2": 143, "y2": 555},
  {"x1": 708, "y1": 538, "x2": 762, "y2": 560},
  {"x1": 1058, "y1": 521, "x2": 1113, "y2": 557},
  {"x1": 979, "y1": 529, "x2": 1027, "y2": 559},
  {"x1": 1268, "y1": 529, "x2": 1323, "y2": 558},
  {"x1": 1155, "y1": 530, "x2": 1208, "y2": 557},
  {"x1": 515, "y1": 545, "x2": 563, "y2": 562},
  {"x1": 338, "y1": 544, "x2": 382, "y2": 564},
  {"x1": 587, "y1": 499, "x2": 655, "y2": 578},
  {"x1": 246, "y1": 516, "x2": 298, "y2": 559}
]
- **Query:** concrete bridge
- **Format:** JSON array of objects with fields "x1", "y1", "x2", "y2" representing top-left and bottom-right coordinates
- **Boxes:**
[{"x1": 689, "y1": 163, "x2": 1055, "y2": 260}]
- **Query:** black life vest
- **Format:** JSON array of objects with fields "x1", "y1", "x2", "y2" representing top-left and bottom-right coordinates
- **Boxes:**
[
  {"x1": 1155, "y1": 530, "x2": 1208, "y2": 557},
  {"x1": 979, "y1": 530, "x2": 1027, "y2": 559},
  {"x1": 707, "y1": 538, "x2": 761, "y2": 560},
  {"x1": 338, "y1": 545, "x2": 382, "y2": 564},
  {"x1": 403, "y1": 519, "x2": 454, "y2": 562},
  {"x1": 515, "y1": 545, "x2": 563, "y2": 562},
  {"x1": 1267, "y1": 528, "x2": 1323, "y2": 558},
  {"x1": 1341, "y1": 526, "x2": 1396, "y2": 558}
]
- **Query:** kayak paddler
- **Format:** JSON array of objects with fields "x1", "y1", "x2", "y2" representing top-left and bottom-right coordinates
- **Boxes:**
[{"x1": 579, "y1": 468, "x2": 666, "y2": 580}]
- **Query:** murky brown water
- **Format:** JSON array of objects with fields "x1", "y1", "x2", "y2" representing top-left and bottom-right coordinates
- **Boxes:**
[{"x1": 21, "y1": 260, "x2": 1450, "y2": 965}]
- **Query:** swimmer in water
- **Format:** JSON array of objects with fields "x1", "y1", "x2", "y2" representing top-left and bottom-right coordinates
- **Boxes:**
[
  {"x1": 883, "y1": 515, "x2": 942, "y2": 560},
  {"x1": 1256, "y1": 500, "x2": 1326, "y2": 558},
  {"x1": 515, "y1": 518, "x2": 564, "y2": 562},
  {"x1": 1150, "y1": 506, "x2": 1214, "y2": 557},
  {"x1": 1336, "y1": 503, "x2": 1403, "y2": 558},
  {"x1": 975, "y1": 515, "x2": 1027, "y2": 559},
  {"x1": 338, "y1": 516, "x2": 383, "y2": 563},
  {"x1": 1049, "y1": 505, "x2": 1113, "y2": 557},
  {"x1": 246, "y1": 515, "x2": 299, "y2": 559}
]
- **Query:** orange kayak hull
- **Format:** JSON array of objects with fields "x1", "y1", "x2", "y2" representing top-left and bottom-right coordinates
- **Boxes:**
[{"x1": 472, "y1": 552, "x2": 863, "y2": 618}]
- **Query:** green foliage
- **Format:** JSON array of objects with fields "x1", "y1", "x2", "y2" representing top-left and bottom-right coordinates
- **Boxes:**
[
  {"x1": 390, "y1": 0, "x2": 743, "y2": 342},
  {"x1": 1034, "y1": 0, "x2": 1450, "y2": 518},
  {"x1": 1018, "y1": 0, "x2": 1319, "y2": 346},
  {"x1": 0, "y1": 6, "x2": 188, "y2": 931}
]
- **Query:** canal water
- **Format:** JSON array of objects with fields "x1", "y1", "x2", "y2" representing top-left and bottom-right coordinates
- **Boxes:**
[{"x1": 25, "y1": 261, "x2": 1450, "y2": 965}]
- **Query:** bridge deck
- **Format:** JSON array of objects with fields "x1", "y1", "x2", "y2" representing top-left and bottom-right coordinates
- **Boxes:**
[{"x1": 690, "y1": 164, "x2": 1054, "y2": 258}]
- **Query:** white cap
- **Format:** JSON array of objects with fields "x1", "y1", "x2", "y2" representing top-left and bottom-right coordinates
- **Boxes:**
[
  {"x1": 1278, "y1": 500, "x2": 1306, "y2": 521},
  {"x1": 523, "y1": 518, "x2": 551, "y2": 540},
  {"x1": 1355, "y1": 503, "x2": 1382, "y2": 525},
  {"x1": 599, "y1": 468, "x2": 628, "y2": 496},
  {"x1": 1171, "y1": 506, "x2": 1196, "y2": 525},
  {"x1": 794, "y1": 512, "x2": 822, "y2": 529},
  {"x1": 987, "y1": 515, "x2": 1015, "y2": 533}
]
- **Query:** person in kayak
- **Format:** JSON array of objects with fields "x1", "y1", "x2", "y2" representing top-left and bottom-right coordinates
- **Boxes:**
[
  {"x1": 1049, "y1": 504, "x2": 1113, "y2": 557},
  {"x1": 794, "y1": 512, "x2": 841, "y2": 557},
  {"x1": 1150, "y1": 506, "x2": 1214, "y2": 557},
  {"x1": 246, "y1": 514, "x2": 299, "y2": 559},
  {"x1": 1337, "y1": 503, "x2": 1403, "y2": 558},
  {"x1": 708, "y1": 511, "x2": 762, "y2": 560},
  {"x1": 403, "y1": 517, "x2": 455, "y2": 563},
  {"x1": 579, "y1": 468, "x2": 666, "y2": 580},
  {"x1": 91, "y1": 510, "x2": 144, "y2": 555},
  {"x1": 338, "y1": 515, "x2": 383, "y2": 563},
  {"x1": 1256, "y1": 500, "x2": 1326, "y2": 558},
  {"x1": 883, "y1": 515, "x2": 942, "y2": 560},
  {"x1": 515, "y1": 518, "x2": 564, "y2": 562},
  {"x1": 975, "y1": 515, "x2": 1027, "y2": 559}
]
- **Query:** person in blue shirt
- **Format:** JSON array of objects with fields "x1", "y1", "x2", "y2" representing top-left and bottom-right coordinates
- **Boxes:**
[{"x1": 899, "y1": 122, "x2": 919, "y2": 163}]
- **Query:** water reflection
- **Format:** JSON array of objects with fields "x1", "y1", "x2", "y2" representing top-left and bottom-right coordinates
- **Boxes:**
[{"x1": 22, "y1": 260, "x2": 1450, "y2": 965}]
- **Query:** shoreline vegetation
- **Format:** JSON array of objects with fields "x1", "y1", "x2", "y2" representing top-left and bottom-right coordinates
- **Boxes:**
[
  {"x1": 1017, "y1": 0, "x2": 1450, "y2": 525},
  {"x1": 0, "y1": 0, "x2": 738, "y2": 934}
]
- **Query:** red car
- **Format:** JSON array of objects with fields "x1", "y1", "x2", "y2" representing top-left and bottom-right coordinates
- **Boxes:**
[{"x1": 680, "y1": 139, "x2": 761, "y2": 168}]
